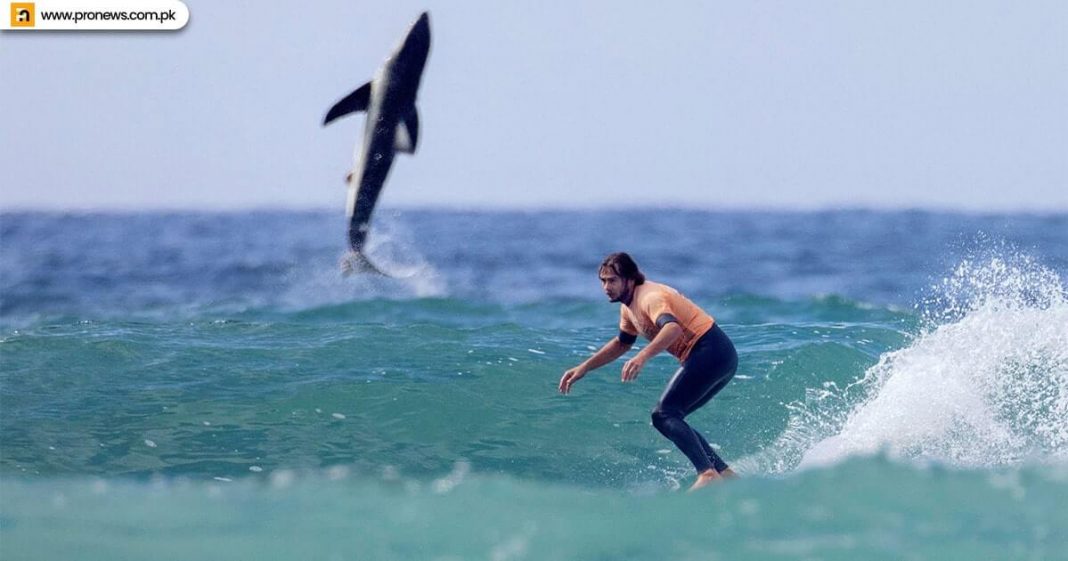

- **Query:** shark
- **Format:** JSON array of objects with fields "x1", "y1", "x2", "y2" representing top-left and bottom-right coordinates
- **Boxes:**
[{"x1": 323, "y1": 12, "x2": 431, "y2": 276}]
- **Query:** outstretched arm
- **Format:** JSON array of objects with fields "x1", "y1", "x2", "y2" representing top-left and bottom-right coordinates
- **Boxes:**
[{"x1": 559, "y1": 337, "x2": 632, "y2": 394}]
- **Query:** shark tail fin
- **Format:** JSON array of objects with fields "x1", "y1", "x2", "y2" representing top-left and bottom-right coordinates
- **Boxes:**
[{"x1": 340, "y1": 250, "x2": 392, "y2": 278}]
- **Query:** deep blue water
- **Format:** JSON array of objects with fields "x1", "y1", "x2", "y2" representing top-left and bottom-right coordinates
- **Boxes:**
[{"x1": 3, "y1": 210, "x2": 1065, "y2": 320}]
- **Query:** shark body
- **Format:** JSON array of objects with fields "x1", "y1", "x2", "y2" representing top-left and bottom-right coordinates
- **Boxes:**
[{"x1": 324, "y1": 12, "x2": 431, "y2": 275}]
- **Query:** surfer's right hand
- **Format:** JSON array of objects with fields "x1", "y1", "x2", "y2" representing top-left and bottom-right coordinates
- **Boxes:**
[{"x1": 559, "y1": 367, "x2": 586, "y2": 395}]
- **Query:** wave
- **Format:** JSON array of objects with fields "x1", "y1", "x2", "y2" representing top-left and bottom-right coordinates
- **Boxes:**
[
  {"x1": 750, "y1": 253, "x2": 1068, "y2": 473},
  {"x1": 0, "y1": 303, "x2": 907, "y2": 484}
]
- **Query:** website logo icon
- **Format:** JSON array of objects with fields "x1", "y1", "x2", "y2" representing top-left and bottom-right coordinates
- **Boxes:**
[{"x1": 10, "y1": 2, "x2": 35, "y2": 27}]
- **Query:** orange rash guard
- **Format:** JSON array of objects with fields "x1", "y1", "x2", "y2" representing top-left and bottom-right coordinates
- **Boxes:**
[{"x1": 619, "y1": 281, "x2": 715, "y2": 363}]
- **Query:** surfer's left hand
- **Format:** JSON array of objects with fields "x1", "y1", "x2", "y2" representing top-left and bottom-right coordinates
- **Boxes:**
[{"x1": 621, "y1": 357, "x2": 645, "y2": 382}]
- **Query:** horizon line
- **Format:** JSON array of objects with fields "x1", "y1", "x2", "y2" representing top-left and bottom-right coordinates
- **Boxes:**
[{"x1": 2, "y1": 203, "x2": 1066, "y2": 218}]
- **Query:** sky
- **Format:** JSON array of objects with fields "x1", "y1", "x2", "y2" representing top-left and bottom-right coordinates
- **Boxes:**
[{"x1": 1, "y1": 0, "x2": 1066, "y2": 211}]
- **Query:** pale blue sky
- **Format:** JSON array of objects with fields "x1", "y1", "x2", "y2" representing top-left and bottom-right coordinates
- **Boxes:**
[{"x1": 1, "y1": 1, "x2": 1066, "y2": 211}]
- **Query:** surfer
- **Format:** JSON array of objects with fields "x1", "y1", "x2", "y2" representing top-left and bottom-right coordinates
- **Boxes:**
[{"x1": 559, "y1": 252, "x2": 739, "y2": 491}]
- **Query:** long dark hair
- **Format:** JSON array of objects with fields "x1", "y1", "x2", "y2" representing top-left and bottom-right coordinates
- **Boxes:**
[{"x1": 600, "y1": 252, "x2": 645, "y2": 285}]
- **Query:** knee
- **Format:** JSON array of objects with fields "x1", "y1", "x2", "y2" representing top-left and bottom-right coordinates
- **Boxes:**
[{"x1": 650, "y1": 408, "x2": 678, "y2": 432}]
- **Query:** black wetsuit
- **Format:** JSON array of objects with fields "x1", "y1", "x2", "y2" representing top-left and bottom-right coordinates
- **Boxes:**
[{"x1": 649, "y1": 324, "x2": 737, "y2": 473}]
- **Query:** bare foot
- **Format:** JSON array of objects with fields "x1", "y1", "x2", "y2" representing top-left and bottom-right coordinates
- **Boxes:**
[
  {"x1": 688, "y1": 469, "x2": 723, "y2": 492},
  {"x1": 720, "y1": 468, "x2": 739, "y2": 479}
]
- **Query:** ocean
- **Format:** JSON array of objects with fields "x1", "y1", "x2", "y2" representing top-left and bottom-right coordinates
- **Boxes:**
[{"x1": 1, "y1": 209, "x2": 1066, "y2": 560}]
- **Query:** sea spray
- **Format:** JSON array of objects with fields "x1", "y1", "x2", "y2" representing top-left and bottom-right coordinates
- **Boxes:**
[
  {"x1": 751, "y1": 253, "x2": 1068, "y2": 472},
  {"x1": 278, "y1": 215, "x2": 447, "y2": 309}
]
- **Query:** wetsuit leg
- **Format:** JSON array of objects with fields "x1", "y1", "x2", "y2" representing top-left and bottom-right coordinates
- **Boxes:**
[
  {"x1": 690, "y1": 373, "x2": 735, "y2": 471},
  {"x1": 650, "y1": 325, "x2": 738, "y2": 473},
  {"x1": 693, "y1": 428, "x2": 729, "y2": 473}
]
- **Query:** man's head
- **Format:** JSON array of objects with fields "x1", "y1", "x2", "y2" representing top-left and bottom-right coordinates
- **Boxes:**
[{"x1": 599, "y1": 252, "x2": 645, "y2": 303}]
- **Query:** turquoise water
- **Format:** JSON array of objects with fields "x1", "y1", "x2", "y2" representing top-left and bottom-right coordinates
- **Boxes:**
[
  {"x1": 4, "y1": 461, "x2": 1066, "y2": 561},
  {"x1": 2, "y1": 210, "x2": 1067, "y2": 559},
  {"x1": 0, "y1": 296, "x2": 912, "y2": 484}
]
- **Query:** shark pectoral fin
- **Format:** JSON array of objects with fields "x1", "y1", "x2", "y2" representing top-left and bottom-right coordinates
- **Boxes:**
[
  {"x1": 393, "y1": 124, "x2": 414, "y2": 153},
  {"x1": 393, "y1": 107, "x2": 420, "y2": 154},
  {"x1": 323, "y1": 82, "x2": 372, "y2": 125}
]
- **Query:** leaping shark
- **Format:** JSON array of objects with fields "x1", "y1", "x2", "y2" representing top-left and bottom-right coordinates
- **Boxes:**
[{"x1": 323, "y1": 12, "x2": 431, "y2": 276}]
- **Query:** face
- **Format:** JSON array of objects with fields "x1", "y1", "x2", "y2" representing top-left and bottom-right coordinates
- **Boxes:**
[{"x1": 599, "y1": 268, "x2": 634, "y2": 303}]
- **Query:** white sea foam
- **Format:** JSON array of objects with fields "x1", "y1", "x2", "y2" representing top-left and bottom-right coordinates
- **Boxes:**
[
  {"x1": 752, "y1": 253, "x2": 1068, "y2": 473},
  {"x1": 431, "y1": 460, "x2": 471, "y2": 495}
]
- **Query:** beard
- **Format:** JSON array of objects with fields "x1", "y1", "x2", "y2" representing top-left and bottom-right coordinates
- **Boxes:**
[{"x1": 608, "y1": 285, "x2": 632, "y2": 304}]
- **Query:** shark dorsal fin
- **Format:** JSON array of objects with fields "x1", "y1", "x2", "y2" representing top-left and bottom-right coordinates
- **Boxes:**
[
  {"x1": 394, "y1": 107, "x2": 420, "y2": 154},
  {"x1": 323, "y1": 82, "x2": 372, "y2": 125}
]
